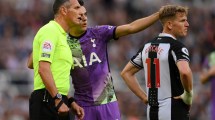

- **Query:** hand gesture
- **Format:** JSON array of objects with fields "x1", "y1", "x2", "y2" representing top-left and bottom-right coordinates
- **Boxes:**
[
  {"x1": 55, "y1": 99, "x2": 69, "y2": 116},
  {"x1": 70, "y1": 102, "x2": 84, "y2": 120}
]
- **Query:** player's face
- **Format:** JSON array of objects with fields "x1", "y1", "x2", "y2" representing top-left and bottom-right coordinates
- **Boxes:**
[
  {"x1": 78, "y1": 6, "x2": 87, "y2": 31},
  {"x1": 171, "y1": 12, "x2": 189, "y2": 37}
]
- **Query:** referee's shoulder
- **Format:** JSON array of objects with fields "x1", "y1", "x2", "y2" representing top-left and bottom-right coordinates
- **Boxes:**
[{"x1": 39, "y1": 22, "x2": 59, "y2": 35}]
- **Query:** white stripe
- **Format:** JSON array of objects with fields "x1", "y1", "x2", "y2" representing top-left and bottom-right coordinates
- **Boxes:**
[
  {"x1": 158, "y1": 98, "x2": 172, "y2": 120},
  {"x1": 142, "y1": 43, "x2": 151, "y2": 93},
  {"x1": 157, "y1": 44, "x2": 172, "y2": 100},
  {"x1": 147, "y1": 98, "x2": 172, "y2": 120},
  {"x1": 171, "y1": 50, "x2": 177, "y2": 62}
]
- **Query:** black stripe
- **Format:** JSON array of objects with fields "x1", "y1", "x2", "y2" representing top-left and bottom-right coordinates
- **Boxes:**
[
  {"x1": 149, "y1": 106, "x2": 159, "y2": 120},
  {"x1": 148, "y1": 43, "x2": 159, "y2": 120},
  {"x1": 171, "y1": 98, "x2": 190, "y2": 120}
]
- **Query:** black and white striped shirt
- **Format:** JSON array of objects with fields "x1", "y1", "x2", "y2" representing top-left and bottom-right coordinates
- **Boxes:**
[{"x1": 130, "y1": 33, "x2": 190, "y2": 106}]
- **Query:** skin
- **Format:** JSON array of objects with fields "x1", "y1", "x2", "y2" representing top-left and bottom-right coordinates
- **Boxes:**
[
  {"x1": 69, "y1": 6, "x2": 88, "y2": 37},
  {"x1": 121, "y1": 11, "x2": 193, "y2": 105},
  {"x1": 31, "y1": 0, "x2": 84, "y2": 119},
  {"x1": 162, "y1": 12, "x2": 189, "y2": 38},
  {"x1": 121, "y1": 63, "x2": 148, "y2": 104}
]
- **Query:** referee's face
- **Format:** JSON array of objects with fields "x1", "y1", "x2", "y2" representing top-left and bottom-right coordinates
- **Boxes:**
[
  {"x1": 172, "y1": 12, "x2": 189, "y2": 38},
  {"x1": 64, "y1": 0, "x2": 83, "y2": 28}
]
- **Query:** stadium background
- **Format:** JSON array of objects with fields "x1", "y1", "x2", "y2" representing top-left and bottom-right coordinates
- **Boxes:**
[{"x1": 0, "y1": 0, "x2": 214, "y2": 120}]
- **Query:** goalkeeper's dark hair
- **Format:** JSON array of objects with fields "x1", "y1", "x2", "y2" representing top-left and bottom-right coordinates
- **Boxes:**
[{"x1": 53, "y1": 0, "x2": 84, "y2": 15}]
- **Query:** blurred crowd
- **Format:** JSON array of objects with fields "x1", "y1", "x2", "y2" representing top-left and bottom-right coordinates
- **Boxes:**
[{"x1": 0, "y1": 0, "x2": 214, "y2": 120}]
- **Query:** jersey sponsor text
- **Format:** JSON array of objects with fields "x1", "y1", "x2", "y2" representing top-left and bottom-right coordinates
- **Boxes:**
[{"x1": 74, "y1": 52, "x2": 102, "y2": 67}]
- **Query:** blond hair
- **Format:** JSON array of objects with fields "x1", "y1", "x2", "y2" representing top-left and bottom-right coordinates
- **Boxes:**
[{"x1": 159, "y1": 5, "x2": 188, "y2": 25}]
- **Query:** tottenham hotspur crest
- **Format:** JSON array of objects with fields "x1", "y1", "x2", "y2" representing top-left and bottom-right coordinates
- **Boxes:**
[{"x1": 91, "y1": 38, "x2": 96, "y2": 47}]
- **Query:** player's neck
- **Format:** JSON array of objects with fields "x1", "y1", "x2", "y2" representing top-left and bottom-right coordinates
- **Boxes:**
[
  {"x1": 162, "y1": 29, "x2": 177, "y2": 39},
  {"x1": 69, "y1": 29, "x2": 85, "y2": 38}
]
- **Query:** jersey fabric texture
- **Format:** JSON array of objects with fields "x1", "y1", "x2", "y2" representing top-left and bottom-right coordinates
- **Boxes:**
[
  {"x1": 78, "y1": 101, "x2": 121, "y2": 120},
  {"x1": 33, "y1": 20, "x2": 73, "y2": 95},
  {"x1": 67, "y1": 25, "x2": 117, "y2": 107},
  {"x1": 130, "y1": 33, "x2": 190, "y2": 120}
]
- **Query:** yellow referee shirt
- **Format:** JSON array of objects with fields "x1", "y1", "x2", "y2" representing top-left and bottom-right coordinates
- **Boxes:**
[{"x1": 33, "y1": 20, "x2": 73, "y2": 95}]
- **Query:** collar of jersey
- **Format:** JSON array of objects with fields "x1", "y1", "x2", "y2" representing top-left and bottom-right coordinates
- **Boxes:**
[
  {"x1": 50, "y1": 20, "x2": 67, "y2": 35},
  {"x1": 69, "y1": 30, "x2": 87, "y2": 39},
  {"x1": 159, "y1": 33, "x2": 177, "y2": 40}
]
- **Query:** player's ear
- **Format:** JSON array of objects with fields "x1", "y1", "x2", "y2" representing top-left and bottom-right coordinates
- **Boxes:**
[{"x1": 167, "y1": 21, "x2": 173, "y2": 30}]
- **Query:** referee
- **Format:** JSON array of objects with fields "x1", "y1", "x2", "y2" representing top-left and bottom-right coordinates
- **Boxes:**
[{"x1": 29, "y1": 0, "x2": 84, "y2": 120}]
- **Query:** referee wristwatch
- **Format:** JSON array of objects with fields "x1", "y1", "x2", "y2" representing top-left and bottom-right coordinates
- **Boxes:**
[{"x1": 53, "y1": 93, "x2": 62, "y2": 100}]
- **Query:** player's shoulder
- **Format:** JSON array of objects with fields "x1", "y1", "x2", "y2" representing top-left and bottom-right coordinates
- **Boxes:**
[
  {"x1": 171, "y1": 39, "x2": 186, "y2": 48},
  {"x1": 168, "y1": 39, "x2": 189, "y2": 56},
  {"x1": 88, "y1": 25, "x2": 115, "y2": 35},
  {"x1": 91, "y1": 25, "x2": 115, "y2": 31},
  {"x1": 138, "y1": 39, "x2": 154, "y2": 51},
  {"x1": 158, "y1": 37, "x2": 185, "y2": 46}
]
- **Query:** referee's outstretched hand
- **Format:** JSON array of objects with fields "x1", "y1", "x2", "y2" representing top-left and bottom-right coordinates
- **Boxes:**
[{"x1": 71, "y1": 102, "x2": 85, "y2": 120}]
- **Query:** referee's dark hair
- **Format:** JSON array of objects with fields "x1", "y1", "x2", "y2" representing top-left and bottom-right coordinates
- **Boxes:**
[
  {"x1": 53, "y1": 0, "x2": 84, "y2": 15},
  {"x1": 78, "y1": 0, "x2": 84, "y2": 6},
  {"x1": 53, "y1": 0, "x2": 69, "y2": 15}
]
